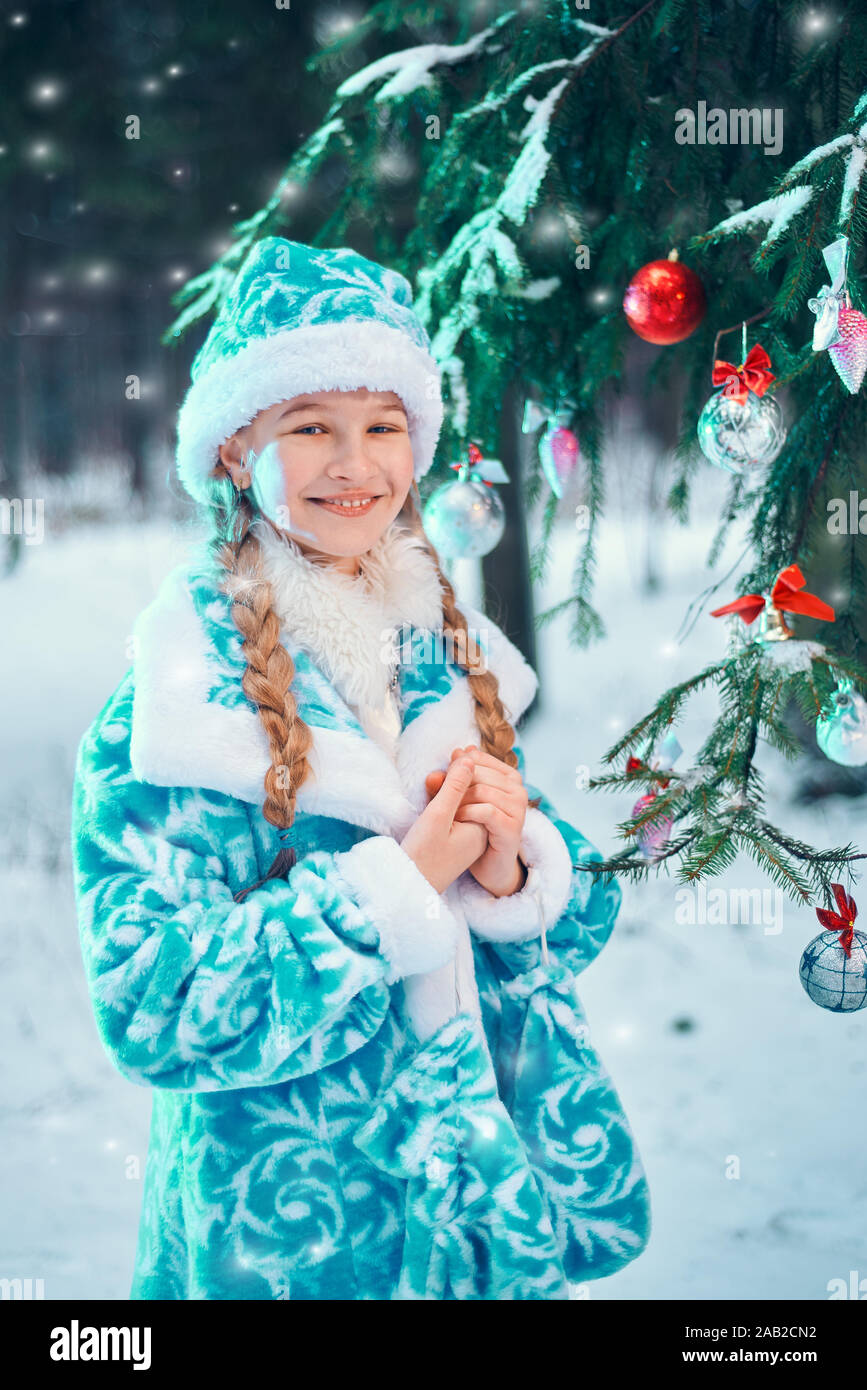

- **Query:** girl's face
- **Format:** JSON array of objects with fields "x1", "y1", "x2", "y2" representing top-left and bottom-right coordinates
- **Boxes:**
[{"x1": 216, "y1": 387, "x2": 416, "y2": 575}]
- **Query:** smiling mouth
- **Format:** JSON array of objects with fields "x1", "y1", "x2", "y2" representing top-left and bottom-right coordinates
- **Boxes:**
[{"x1": 309, "y1": 495, "x2": 384, "y2": 515}]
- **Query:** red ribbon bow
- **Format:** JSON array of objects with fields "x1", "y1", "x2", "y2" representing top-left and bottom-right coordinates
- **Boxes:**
[
  {"x1": 451, "y1": 442, "x2": 494, "y2": 486},
  {"x1": 816, "y1": 882, "x2": 858, "y2": 958},
  {"x1": 711, "y1": 343, "x2": 775, "y2": 404},
  {"x1": 626, "y1": 755, "x2": 671, "y2": 790},
  {"x1": 710, "y1": 564, "x2": 836, "y2": 626}
]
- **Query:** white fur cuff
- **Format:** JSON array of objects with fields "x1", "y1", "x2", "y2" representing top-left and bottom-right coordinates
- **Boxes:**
[
  {"x1": 332, "y1": 836, "x2": 459, "y2": 984},
  {"x1": 457, "y1": 807, "x2": 574, "y2": 944}
]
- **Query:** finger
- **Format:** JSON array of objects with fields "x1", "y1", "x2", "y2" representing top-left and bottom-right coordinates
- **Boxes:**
[
  {"x1": 449, "y1": 745, "x2": 479, "y2": 764},
  {"x1": 452, "y1": 783, "x2": 524, "y2": 813},
  {"x1": 460, "y1": 819, "x2": 489, "y2": 853},
  {"x1": 463, "y1": 763, "x2": 524, "y2": 794},
  {"x1": 454, "y1": 803, "x2": 518, "y2": 837},
  {"x1": 425, "y1": 769, "x2": 447, "y2": 797},
  {"x1": 431, "y1": 757, "x2": 475, "y2": 821},
  {"x1": 451, "y1": 745, "x2": 523, "y2": 783}
]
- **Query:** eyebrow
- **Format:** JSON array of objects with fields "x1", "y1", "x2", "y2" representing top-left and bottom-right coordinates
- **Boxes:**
[{"x1": 277, "y1": 400, "x2": 407, "y2": 420}]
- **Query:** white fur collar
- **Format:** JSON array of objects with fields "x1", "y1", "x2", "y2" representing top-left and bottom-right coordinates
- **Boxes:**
[
  {"x1": 129, "y1": 530, "x2": 538, "y2": 838},
  {"x1": 242, "y1": 515, "x2": 446, "y2": 712}
]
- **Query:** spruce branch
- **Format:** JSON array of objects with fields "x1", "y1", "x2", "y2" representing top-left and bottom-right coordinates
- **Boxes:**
[
  {"x1": 598, "y1": 661, "x2": 729, "y2": 764},
  {"x1": 789, "y1": 402, "x2": 851, "y2": 561}
]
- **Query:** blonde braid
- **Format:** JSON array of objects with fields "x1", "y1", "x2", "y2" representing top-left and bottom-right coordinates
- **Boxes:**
[
  {"x1": 401, "y1": 485, "x2": 542, "y2": 811},
  {"x1": 207, "y1": 477, "x2": 315, "y2": 902}
]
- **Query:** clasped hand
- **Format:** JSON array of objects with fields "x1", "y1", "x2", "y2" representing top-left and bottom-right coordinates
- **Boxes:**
[{"x1": 425, "y1": 746, "x2": 528, "y2": 897}]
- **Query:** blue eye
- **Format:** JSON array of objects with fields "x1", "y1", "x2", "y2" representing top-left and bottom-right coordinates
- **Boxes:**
[{"x1": 290, "y1": 424, "x2": 397, "y2": 435}]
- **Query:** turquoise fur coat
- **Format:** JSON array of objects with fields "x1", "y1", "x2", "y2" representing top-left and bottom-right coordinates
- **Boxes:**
[{"x1": 70, "y1": 518, "x2": 651, "y2": 1300}]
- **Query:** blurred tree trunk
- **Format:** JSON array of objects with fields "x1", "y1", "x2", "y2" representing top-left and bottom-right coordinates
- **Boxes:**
[
  {"x1": 642, "y1": 449, "x2": 666, "y2": 594},
  {"x1": 0, "y1": 176, "x2": 27, "y2": 576},
  {"x1": 117, "y1": 285, "x2": 149, "y2": 498},
  {"x1": 628, "y1": 336, "x2": 688, "y2": 595},
  {"x1": 36, "y1": 334, "x2": 77, "y2": 476},
  {"x1": 482, "y1": 374, "x2": 538, "y2": 716}
]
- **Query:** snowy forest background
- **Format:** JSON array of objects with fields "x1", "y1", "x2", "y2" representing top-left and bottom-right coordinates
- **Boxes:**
[{"x1": 2, "y1": 0, "x2": 867, "y2": 1302}]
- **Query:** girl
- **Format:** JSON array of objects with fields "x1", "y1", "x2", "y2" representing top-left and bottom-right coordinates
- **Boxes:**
[{"x1": 71, "y1": 237, "x2": 651, "y2": 1301}]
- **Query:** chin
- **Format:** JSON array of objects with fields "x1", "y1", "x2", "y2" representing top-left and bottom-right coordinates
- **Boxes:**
[
  {"x1": 320, "y1": 523, "x2": 389, "y2": 556},
  {"x1": 307, "y1": 503, "x2": 400, "y2": 554}
]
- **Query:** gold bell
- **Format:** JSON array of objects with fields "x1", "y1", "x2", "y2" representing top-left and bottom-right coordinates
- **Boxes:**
[{"x1": 756, "y1": 598, "x2": 793, "y2": 642}]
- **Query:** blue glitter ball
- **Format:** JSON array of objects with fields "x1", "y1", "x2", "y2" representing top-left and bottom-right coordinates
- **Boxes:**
[{"x1": 799, "y1": 929, "x2": 867, "y2": 1012}]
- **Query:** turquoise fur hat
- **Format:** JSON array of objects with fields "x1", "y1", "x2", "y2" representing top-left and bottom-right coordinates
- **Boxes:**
[{"x1": 175, "y1": 236, "x2": 444, "y2": 505}]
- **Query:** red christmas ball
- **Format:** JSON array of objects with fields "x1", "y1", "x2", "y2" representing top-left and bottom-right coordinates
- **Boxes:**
[{"x1": 623, "y1": 257, "x2": 706, "y2": 345}]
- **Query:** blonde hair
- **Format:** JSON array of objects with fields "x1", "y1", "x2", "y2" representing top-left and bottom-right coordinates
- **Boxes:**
[{"x1": 205, "y1": 471, "x2": 539, "y2": 902}]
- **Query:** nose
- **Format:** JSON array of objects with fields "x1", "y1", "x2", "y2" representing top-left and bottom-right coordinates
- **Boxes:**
[{"x1": 322, "y1": 427, "x2": 383, "y2": 482}]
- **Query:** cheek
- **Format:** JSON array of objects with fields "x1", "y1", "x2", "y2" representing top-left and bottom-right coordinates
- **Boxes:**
[
  {"x1": 391, "y1": 435, "x2": 416, "y2": 488},
  {"x1": 249, "y1": 439, "x2": 306, "y2": 519}
]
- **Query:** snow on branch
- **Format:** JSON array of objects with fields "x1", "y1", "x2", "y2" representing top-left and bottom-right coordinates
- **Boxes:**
[
  {"x1": 778, "y1": 133, "x2": 854, "y2": 185},
  {"x1": 507, "y1": 276, "x2": 561, "y2": 300},
  {"x1": 757, "y1": 639, "x2": 827, "y2": 675},
  {"x1": 453, "y1": 57, "x2": 585, "y2": 126},
  {"x1": 334, "y1": 16, "x2": 513, "y2": 102},
  {"x1": 295, "y1": 115, "x2": 346, "y2": 163},
  {"x1": 497, "y1": 76, "x2": 570, "y2": 222},
  {"x1": 574, "y1": 20, "x2": 617, "y2": 38},
  {"x1": 699, "y1": 92, "x2": 867, "y2": 255},
  {"x1": 492, "y1": 29, "x2": 612, "y2": 225},
  {"x1": 840, "y1": 121, "x2": 867, "y2": 224},
  {"x1": 702, "y1": 185, "x2": 815, "y2": 251},
  {"x1": 418, "y1": 70, "x2": 574, "y2": 316},
  {"x1": 450, "y1": 20, "x2": 613, "y2": 133}
]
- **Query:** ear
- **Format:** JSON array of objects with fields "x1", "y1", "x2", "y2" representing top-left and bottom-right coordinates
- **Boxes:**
[{"x1": 216, "y1": 431, "x2": 251, "y2": 488}]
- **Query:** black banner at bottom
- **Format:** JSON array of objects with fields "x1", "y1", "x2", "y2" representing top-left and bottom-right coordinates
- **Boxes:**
[{"x1": 2, "y1": 1296, "x2": 859, "y2": 1374}]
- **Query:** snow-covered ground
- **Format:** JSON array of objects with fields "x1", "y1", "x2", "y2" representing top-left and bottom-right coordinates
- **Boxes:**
[{"x1": 2, "y1": 467, "x2": 865, "y2": 1302}]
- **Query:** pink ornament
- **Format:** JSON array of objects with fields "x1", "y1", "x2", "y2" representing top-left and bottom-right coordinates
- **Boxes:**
[
  {"x1": 540, "y1": 425, "x2": 580, "y2": 498},
  {"x1": 631, "y1": 792, "x2": 673, "y2": 861},
  {"x1": 522, "y1": 401, "x2": 580, "y2": 499},
  {"x1": 828, "y1": 307, "x2": 867, "y2": 394}
]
